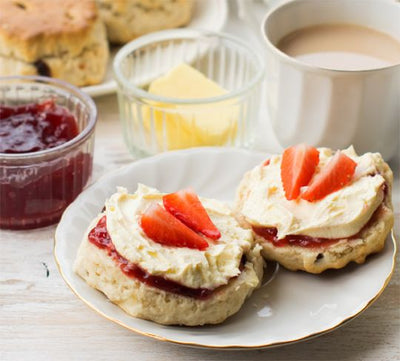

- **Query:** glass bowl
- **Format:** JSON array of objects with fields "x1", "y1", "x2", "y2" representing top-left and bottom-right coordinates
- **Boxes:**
[
  {"x1": 0, "y1": 76, "x2": 97, "y2": 230},
  {"x1": 113, "y1": 29, "x2": 265, "y2": 157}
]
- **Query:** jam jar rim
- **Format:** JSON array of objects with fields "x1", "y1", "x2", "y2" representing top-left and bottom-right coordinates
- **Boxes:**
[{"x1": 0, "y1": 75, "x2": 97, "y2": 161}]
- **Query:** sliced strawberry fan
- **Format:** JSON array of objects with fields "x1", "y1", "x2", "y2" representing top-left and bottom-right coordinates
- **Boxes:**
[
  {"x1": 140, "y1": 203, "x2": 209, "y2": 251},
  {"x1": 163, "y1": 188, "x2": 221, "y2": 240}
]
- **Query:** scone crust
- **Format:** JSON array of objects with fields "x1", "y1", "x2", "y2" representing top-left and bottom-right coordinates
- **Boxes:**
[
  {"x1": 235, "y1": 158, "x2": 394, "y2": 274},
  {"x1": 74, "y1": 235, "x2": 263, "y2": 326},
  {"x1": 0, "y1": 0, "x2": 109, "y2": 86},
  {"x1": 96, "y1": 0, "x2": 194, "y2": 44},
  {"x1": 0, "y1": 0, "x2": 98, "y2": 60}
]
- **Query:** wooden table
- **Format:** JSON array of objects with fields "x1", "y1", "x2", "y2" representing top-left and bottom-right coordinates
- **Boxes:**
[{"x1": 1, "y1": 93, "x2": 399, "y2": 361}]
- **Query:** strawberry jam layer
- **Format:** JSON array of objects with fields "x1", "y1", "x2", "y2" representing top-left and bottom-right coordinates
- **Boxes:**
[
  {"x1": 252, "y1": 227, "x2": 341, "y2": 248},
  {"x1": 253, "y1": 201, "x2": 384, "y2": 249},
  {"x1": 89, "y1": 216, "x2": 236, "y2": 300}
]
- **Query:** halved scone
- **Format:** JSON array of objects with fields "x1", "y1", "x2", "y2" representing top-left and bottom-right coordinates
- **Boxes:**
[
  {"x1": 74, "y1": 184, "x2": 263, "y2": 325},
  {"x1": 235, "y1": 146, "x2": 394, "y2": 274}
]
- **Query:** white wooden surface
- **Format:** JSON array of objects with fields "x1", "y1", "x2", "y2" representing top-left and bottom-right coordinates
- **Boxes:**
[{"x1": 1, "y1": 93, "x2": 399, "y2": 361}]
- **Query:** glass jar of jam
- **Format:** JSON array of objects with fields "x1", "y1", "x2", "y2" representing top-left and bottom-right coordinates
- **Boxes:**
[{"x1": 0, "y1": 76, "x2": 97, "y2": 230}]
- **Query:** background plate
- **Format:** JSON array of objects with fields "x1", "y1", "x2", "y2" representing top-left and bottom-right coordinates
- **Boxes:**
[
  {"x1": 82, "y1": 0, "x2": 228, "y2": 97},
  {"x1": 54, "y1": 147, "x2": 396, "y2": 349}
]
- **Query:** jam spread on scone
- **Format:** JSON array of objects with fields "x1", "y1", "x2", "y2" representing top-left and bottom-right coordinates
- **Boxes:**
[
  {"x1": 235, "y1": 144, "x2": 393, "y2": 273},
  {"x1": 75, "y1": 185, "x2": 263, "y2": 325},
  {"x1": 256, "y1": 144, "x2": 360, "y2": 248},
  {"x1": 239, "y1": 145, "x2": 388, "y2": 245},
  {"x1": 85, "y1": 185, "x2": 254, "y2": 296},
  {"x1": 88, "y1": 215, "x2": 216, "y2": 299},
  {"x1": 89, "y1": 187, "x2": 224, "y2": 299},
  {"x1": 252, "y1": 201, "x2": 383, "y2": 249}
]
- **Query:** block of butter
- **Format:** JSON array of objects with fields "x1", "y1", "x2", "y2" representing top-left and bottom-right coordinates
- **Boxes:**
[{"x1": 143, "y1": 63, "x2": 237, "y2": 150}]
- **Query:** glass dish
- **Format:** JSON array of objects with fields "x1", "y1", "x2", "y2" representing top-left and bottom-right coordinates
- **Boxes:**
[
  {"x1": 0, "y1": 76, "x2": 97, "y2": 230},
  {"x1": 113, "y1": 29, "x2": 265, "y2": 157}
]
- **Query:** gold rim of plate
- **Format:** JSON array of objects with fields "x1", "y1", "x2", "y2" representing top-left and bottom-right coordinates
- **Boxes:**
[{"x1": 53, "y1": 230, "x2": 397, "y2": 350}]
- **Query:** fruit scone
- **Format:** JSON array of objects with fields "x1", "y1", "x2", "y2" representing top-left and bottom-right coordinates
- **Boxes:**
[
  {"x1": 74, "y1": 184, "x2": 263, "y2": 326},
  {"x1": 96, "y1": 0, "x2": 194, "y2": 44},
  {"x1": 235, "y1": 144, "x2": 394, "y2": 274},
  {"x1": 0, "y1": 0, "x2": 109, "y2": 86}
]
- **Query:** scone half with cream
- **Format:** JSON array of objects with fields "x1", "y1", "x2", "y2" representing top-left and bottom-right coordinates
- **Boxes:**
[
  {"x1": 235, "y1": 145, "x2": 394, "y2": 274},
  {"x1": 74, "y1": 184, "x2": 263, "y2": 326}
]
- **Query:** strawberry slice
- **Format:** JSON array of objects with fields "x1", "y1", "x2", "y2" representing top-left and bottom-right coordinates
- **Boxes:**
[
  {"x1": 163, "y1": 188, "x2": 221, "y2": 240},
  {"x1": 140, "y1": 203, "x2": 209, "y2": 250},
  {"x1": 280, "y1": 144, "x2": 320, "y2": 200},
  {"x1": 301, "y1": 151, "x2": 357, "y2": 202},
  {"x1": 262, "y1": 158, "x2": 270, "y2": 166}
]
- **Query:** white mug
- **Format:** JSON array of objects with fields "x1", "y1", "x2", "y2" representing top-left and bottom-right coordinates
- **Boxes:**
[{"x1": 261, "y1": 0, "x2": 400, "y2": 160}]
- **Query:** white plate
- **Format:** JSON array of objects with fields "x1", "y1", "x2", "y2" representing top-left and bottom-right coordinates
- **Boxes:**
[
  {"x1": 82, "y1": 0, "x2": 228, "y2": 97},
  {"x1": 54, "y1": 147, "x2": 396, "y2": 349}
]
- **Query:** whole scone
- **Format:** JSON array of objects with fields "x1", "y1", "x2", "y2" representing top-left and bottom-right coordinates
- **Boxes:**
[
  {"x1": 96, "y1": 0, "x2": 194, "y2": 44},
  {"x1": 235, "y1": 146, "x2": 394, "y2": 274},
  {"x1": 75, "y1": 185, "x2": 264, "y2": 326},
  {"x1": 0, "y1": 0, "x2": 109, "y2": 86}
]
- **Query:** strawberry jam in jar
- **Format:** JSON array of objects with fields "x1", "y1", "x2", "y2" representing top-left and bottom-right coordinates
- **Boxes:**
[{"x1": 0, "y1": 76, "x2": 97, "y2": 229}]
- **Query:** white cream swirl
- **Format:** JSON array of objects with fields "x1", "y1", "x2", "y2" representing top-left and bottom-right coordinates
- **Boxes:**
[
  {"x1": 104, "y1": 184, "x2": 253, "y2": 289},
  {"x1": 239, "y1": 147, "x2": 386, "y2": 239}
]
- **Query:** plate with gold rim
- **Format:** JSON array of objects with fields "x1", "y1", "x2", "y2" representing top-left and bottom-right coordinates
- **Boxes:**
[{"x1": 54, "y1": 147, "x2": 396, "y2": 349}]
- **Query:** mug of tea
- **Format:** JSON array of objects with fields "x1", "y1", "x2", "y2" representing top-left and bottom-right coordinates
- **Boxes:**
[{"x1": 261, "y1": 0, "x2": 400, "y2": 160}]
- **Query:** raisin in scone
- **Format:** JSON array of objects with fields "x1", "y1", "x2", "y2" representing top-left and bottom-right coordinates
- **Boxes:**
[
  {"x1": 96, "y1": 0, "x2": 193, "y2": 44},
  {"x1": 0, "y1": 0, "x2": 109, "y2": 86},
  {"x1": 235, "y1": 145, "x2": 394, "y2": 274},
  {"x1": 74, "y1": 185, "x2": 263, "y2": 326}
]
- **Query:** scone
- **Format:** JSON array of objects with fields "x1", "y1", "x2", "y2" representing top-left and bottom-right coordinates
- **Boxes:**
[
  {"x1": 0, "y1": 0, "x2": 109, "y2": 86},
  {"x1": 75, "y1": 184, "x2": 263, "y2": 326},
  {"x1": 96, "y1": 0, "x2": 194, "y2": 44},
  {"x1": 235, "y1": 145, "x2": 394, "y2": 274}
]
